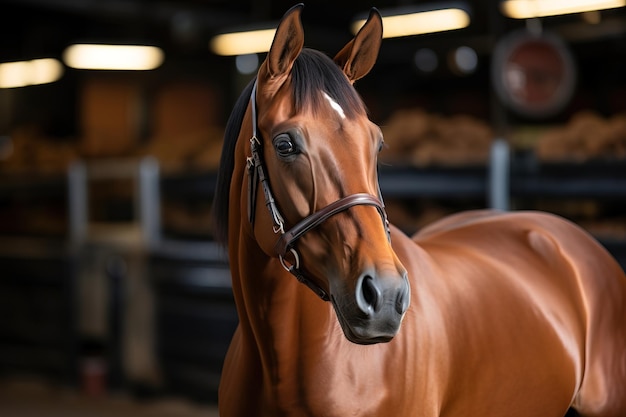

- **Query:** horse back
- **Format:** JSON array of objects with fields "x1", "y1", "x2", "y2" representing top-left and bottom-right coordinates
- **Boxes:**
[{"x1": 408, "y1": 209, "x2": 626, "y2": 416}]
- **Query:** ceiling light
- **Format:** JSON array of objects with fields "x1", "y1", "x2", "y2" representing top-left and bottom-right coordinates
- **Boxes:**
[
  {"x1": 63, "y1": 44, "x2": 164, "y2": 70},
  {"x1": 352, "y1": 7, "x2": 470, "y2": 38},
  {"x1": 0, "y1": 58, "x2": 63, "y2": 89},
  {"x1": 501, "y1": 0, "x2": 626, "y2": 19},
  {"x1": 210, "y1": 28, "x2": 277, "y2": 56}
]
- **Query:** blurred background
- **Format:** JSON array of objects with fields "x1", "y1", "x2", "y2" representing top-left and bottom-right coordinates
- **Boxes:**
[{"x1": 1, "y1": 0, "x2": 625, "y2": 415}]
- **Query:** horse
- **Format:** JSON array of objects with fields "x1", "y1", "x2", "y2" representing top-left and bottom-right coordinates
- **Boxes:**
[{"x1": 213, "y1": 4, "x2": 626, "y2": 416}]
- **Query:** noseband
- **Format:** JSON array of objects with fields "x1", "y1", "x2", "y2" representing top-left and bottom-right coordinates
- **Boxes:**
[{"x1": 246, "y1": 80, "x2": 390, "y2": 301}]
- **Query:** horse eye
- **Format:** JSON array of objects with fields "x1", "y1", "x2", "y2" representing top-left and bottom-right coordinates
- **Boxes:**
[{"x1": 274, "y1": 134, "x2": 297, "y2": 157}]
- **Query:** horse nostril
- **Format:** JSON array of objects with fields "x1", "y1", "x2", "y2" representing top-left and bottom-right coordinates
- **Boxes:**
[
  {"x1": 362, "y1": 277, "x2": 378, "y2": 306},
  {"x1": 357, "y1": 275, "x2": 382, "y2": 315},
  {"x1": 396, "y1": 282, "x2": 410, "y2": 315}
]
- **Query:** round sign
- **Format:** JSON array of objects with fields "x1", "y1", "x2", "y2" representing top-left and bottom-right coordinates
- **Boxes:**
[{"x1": 492, "y1": 30, "x2": 576, "y2": 118}]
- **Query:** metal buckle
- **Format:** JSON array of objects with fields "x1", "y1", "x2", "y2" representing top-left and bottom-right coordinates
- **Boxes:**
[
  {"x1": 272, "y1": 216, "x2": 285, "y2": 235},
  {"x1": 279, "y1": 248, "x2": 300, "y2": 271}
]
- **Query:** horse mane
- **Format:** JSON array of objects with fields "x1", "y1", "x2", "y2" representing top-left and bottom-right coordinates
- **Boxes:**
[
  {"x1": 213, "y1": 78, "x2": 255, "y2": 245},
  {"x1": 212, "y1": 48, "x2": 366, "y2": 244}
]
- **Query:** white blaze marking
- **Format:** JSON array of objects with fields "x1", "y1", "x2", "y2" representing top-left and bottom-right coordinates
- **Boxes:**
[{"x1": 323, "y1": 92, "x2": 346, "y2": 119}]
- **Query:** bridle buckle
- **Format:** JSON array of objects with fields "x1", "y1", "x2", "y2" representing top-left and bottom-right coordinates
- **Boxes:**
[
  {"x1": 279, "y1": 248, "x2": 300, "y2": 271},
  {"x1": 273, "y1": 223, "x2": 285, "y2": 235}
]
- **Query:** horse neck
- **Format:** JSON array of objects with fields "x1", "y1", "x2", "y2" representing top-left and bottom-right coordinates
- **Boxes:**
[
  {"x1": 226, "y1": 134, "x2": 335, "y2": 370},
  {"x1": 228, "y1": 219, "x2": 343, "y2": 405}
]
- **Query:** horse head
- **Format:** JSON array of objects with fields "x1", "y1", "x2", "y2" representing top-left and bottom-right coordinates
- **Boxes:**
[{"x1": 241, "y1": 4, "x2": 409, "y2": 345}]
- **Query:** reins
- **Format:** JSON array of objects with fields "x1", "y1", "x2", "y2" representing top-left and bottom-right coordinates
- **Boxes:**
[{"x1": 245, "y1": 79, "x2": 390, "y2": 302}]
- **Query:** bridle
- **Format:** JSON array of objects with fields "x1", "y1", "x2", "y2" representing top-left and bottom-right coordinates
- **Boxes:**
[{"x1": 246, "y1": 79, "x2": 390, "y2": 301}]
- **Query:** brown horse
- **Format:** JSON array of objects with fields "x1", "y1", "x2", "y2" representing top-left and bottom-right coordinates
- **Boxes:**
[{"x1": 213, "y1": 5, "x2": 626, "y2": 416}]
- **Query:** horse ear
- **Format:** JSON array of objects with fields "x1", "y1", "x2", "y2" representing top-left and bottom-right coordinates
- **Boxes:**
[
  {"x1": 334, "y1": 8, "x2": 382, "y2": 83},
  {"x1": 265, "y1": 3, "x2": 305, "y2": 79}
]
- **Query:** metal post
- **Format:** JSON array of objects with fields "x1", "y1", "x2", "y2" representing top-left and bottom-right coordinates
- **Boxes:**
[
  {"x1": 137, "y1": 157, "x2": 161, "y2": 247},
  {"x1": 68, "y1": 161, "x2": 87, "y2": 245},
  {"x1": 488, "y1": 139, "x2": 510, "y2": 211}
]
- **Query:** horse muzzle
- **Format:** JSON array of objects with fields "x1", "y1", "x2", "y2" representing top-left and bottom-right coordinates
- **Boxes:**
[{"x1": 332, "y1": 270, "x2": 410, "y2": 345}]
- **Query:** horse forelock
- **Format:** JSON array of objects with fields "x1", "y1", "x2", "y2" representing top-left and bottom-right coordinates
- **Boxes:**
[
  {"x1": 213, "y1": 48, "x2": 366, "y2": 245},
  {"x1": 291, "y1": 49, "x2": 365, "y2": 119}
]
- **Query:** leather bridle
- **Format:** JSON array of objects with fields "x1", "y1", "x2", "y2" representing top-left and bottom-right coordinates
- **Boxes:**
[{"x1": 246, "y1": 79, "x2": 390, "y2": 301}]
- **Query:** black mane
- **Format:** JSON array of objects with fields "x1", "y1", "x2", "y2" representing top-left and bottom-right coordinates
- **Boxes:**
[
  {"x1": 212, "y1": 78, "x2": 255, "y2": 244},
  {"x1": 212, "y1": 48, "x2": 365, "y2": 244}
]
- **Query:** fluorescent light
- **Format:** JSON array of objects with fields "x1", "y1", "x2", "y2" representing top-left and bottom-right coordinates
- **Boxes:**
[
  {"x1": 501, "y1": 0, "x2": 626, "y2": 18},
  {"x1": 30, "y1": 59, "x2": 64, "y2": 85},
  {"x1": 0, "y1": 58, "x2": 63, "y2": 89},
  {"x1": 352, "y1": 8, "x2": 470, "y2": 38},
  {"x1": 210, "y1": 29, "x2": 277, "y2": 56},
  {"x1": 63, "y1": 44, "x2": 164, "y2": 70}
]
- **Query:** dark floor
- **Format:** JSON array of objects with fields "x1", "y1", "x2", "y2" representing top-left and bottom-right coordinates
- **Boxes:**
[{"x1": 0, "y1": 377, "x2": 219, "y2": 417}]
